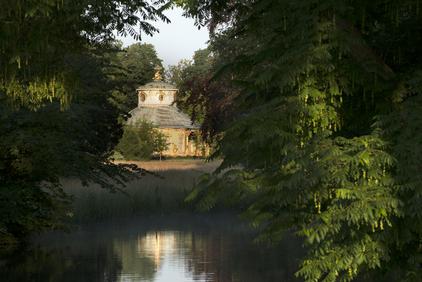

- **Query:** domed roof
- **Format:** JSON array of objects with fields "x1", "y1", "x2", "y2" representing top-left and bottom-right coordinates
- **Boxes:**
[
  {"x1": 128, "y1": 105, "x2": 199, "y2": 129},
  {"x1": 137, "y1": 66, "x2": 177, "y2": 91},
  {"x1": 128, "y1": 66, "x2": 198, "y2": 129},
  {"x1": 137, "y1": 81, "x2": 177, "y2": 91}
]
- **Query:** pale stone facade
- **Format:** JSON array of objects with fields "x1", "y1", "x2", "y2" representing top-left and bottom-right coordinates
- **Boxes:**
[{"x1": 128, "y1": 68, "x2": 208, "y2": 157}]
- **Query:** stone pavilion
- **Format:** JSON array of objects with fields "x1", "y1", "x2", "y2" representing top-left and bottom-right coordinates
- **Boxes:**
[{"x1": 127, "y1": 67, "x2": 208, "y2": 157}]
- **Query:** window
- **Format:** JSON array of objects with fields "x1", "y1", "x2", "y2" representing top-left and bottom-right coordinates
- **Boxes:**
[
  {"x1": 140, "y1": 92, "x2": 146, "y2": 102},
  {"x1": 188, "y1": 132, "x2": 196, "y2": 141},
  {"x1": 159, "y1": 94, "x2": 164, "y2": 101}
]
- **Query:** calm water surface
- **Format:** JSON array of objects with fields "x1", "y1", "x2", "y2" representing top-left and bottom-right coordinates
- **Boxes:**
[{"x1": 0, "y1": 214, "x2": 304, "y2": 282}]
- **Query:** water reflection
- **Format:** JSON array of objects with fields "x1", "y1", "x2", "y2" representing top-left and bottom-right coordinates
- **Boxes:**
[
  {"x1": 0, "y1": 214, "x2": 304, "y2": 282},
  {"x1": 1, "y1": 244, "x2": 122, "y2": 282}
]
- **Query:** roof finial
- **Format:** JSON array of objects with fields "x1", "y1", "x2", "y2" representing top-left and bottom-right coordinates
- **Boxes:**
[{"x1": 153, "y1": 65, "x2": 163, "y2": 81}]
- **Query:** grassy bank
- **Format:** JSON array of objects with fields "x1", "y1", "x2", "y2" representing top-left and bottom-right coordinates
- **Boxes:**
[{"x1": 63, "y1": 160, "x2": 220, "y2": 223}]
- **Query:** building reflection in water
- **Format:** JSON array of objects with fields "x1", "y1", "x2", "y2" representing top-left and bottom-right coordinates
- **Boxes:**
[
  {"x1": 0, "y1": 215, "x2": 305, "y2": 282},
  {"x1": 136, "y1": 231, "x2": 176, "y2": 270},
  {"x1": 111, "y1": 228, "x2": 303, "y2": 282},
  {"x1": 114, "y1": 230, "x2": 218, "y2": 282}
]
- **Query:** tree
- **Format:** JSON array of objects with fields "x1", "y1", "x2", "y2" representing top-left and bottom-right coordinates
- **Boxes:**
[
  {"x1": 180, "y1": 0, "x2": 422, "y2": 281},
  {"x1": 0, "y1": 0, "x2": 170, "y2": 109},
  {"x1": 168, "y1": 47, "x2": 237, "y2": 139},
  {"x1": 167, "y1": 49, "x2": 212, "y2": 122},
  {"x1": 0, "y1": 0, "x2": 170, "y2": 243},
  {"x1": 0, "y1": 51, "x2": 130, "y2": 241},
  {"x1": 115, "y1": 120, "x2": 169, "y2": 160},
  {"x1": 109, "y1": 43, "x2": 163, "y2": 112}
]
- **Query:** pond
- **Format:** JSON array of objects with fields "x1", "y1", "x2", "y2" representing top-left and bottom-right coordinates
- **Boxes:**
[{"x1": 0, "y1": 213, "x2": 304, "y2": 282}]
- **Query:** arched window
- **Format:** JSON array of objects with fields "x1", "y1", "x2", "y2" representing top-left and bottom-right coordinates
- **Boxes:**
[
  {"x1": 188, "y1": 132, "x2": 196, "y2": 142},
  {"x1": 140, "y1": 92, "x2": 146, "y2": 102}
]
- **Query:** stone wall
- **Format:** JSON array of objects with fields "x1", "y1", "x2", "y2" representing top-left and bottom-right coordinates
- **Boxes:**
[{"x1": 159, "y1": 128, "x2": 208, "y2": 157}]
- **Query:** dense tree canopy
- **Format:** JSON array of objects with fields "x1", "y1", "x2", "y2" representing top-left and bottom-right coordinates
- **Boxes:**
[
  {"x1": 0, "y1": 0, "x2": 170, "y2": 243},
  {"x1": 0, "y1": 0, "x2": 169, "y2": 108},
  {"x1": 109, "y1": 43, "x2": 163, "y2": 112},
  {"x1": 168, "y1": 48, "x2": 213, "y2": 122},
  {"x1": 168, "y1": 47, "x2": 238, "y2": 138},
  {"x1": 179, "y1": 0, "x2": 422, "y2": 281}
]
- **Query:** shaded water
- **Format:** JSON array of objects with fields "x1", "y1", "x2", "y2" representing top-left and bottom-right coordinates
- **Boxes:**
[{"x1": 0, "y1": 214, "x2": 304, "y2": 282}]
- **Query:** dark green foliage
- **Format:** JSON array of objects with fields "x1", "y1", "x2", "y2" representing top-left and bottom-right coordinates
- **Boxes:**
[
  {"x1": 115, "y1": 120, "x2": 169, "y2": 160},
  {"x1": 180, "y1": 0, "x2": 422, "y2": 281},
  {"x1": 0, "y1": 0, "x2": 169, "y2": 108},
  {"x1": 168, "y1": 47, "x2": 239, "y2": 139},
  {"x1": 0, "y1": 0, "x2": 170, "y2": 242},
  {"x1": 168, "y1": 48, "x2": 213, "y2": 123},
  {"x1": 375, "y1": 92, "x2": 422, "y2": 280},
  {"x1": 108, "y1": 43, "x2": 163, "y2": 112},
  {"x1": 0, "y1": 52, "x2": 134, "y2": 241}
]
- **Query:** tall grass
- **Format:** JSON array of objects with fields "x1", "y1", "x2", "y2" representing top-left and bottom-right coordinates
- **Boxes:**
[{"x1": 62, "y1": 160, "x2": 219, "y2": 223}]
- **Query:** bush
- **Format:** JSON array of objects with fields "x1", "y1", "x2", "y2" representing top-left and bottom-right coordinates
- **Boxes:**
[{"x1": 115, "y1": 120, "x2": 168, "y2": 160}]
